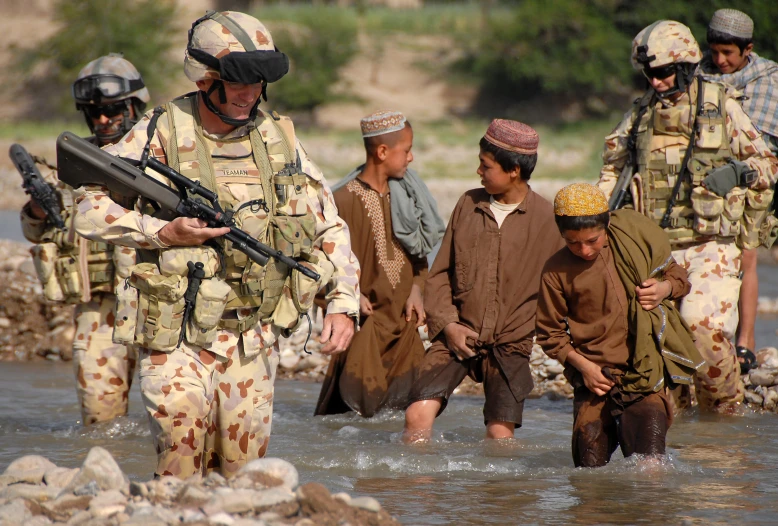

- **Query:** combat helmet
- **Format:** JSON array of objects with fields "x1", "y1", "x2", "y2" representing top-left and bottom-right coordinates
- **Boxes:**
[
  {"x1": 72, "y1": 53, "x2": 150, "y2": 143},
  {"x1": 631, "y1": 20, "x2": 701, "y2": 98},
  {"x1": 184, "y1": 11, "x2": 289, "y2": 127}
]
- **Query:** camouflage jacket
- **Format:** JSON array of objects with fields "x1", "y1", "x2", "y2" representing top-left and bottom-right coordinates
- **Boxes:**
[
  {"x1": 73, "y1": 104, "x2": 360, "y2": 357},
  {"x1": 599, "y1": 83, "x2": 778, "y2": 199}
]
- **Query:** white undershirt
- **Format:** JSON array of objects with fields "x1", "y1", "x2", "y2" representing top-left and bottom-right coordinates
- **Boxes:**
[{"x1": 489, "y1": 196, "x2": 520, "y2": 228}]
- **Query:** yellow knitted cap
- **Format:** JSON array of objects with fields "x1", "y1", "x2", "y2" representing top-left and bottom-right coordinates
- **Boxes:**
[{"x1": 554, "y1": 183, "x2": 609, "y2": 216}]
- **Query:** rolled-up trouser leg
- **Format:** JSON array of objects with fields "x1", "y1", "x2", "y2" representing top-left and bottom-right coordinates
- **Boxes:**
[
  {"x1": 72, "y1": 294, "x2": 138, "y2": 425},
  {"x1": 673, "y1": 241, "x2": 744, "y2": 411}
]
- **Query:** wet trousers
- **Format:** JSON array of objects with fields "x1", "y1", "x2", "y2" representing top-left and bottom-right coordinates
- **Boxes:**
[
  {"x1": 672, "y1": 240, "x2": 744, "y2": 410},
  {"x1": 139, "y1": 341, "x2": 279, "y2": 479},
  {"x1": 72, "y1": 294, "x2": 137, "y2": 425},
  {"x1": 572, "y1": 386, "x2": 671, "y2": 468}
]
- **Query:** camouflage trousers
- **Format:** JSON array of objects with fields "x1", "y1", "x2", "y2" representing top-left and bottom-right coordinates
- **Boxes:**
[
  {"x1": 672, "y1": 240, "x2": 744, "y2": 411},
  {"x1": 138, "y1": 339, "x2": 279, "y2": 479},
  {"x1": 72, "y1": 293, "x2": 138, "y2": 425}
]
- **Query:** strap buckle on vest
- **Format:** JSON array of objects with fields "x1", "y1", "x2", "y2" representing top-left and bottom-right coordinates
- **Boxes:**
[{"x1": 218, "y1": 310, "x2": 260, "y2": 333}]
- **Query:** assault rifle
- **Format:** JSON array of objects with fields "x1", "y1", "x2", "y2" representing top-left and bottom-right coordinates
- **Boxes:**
[
  {"x1": 9, "y1": 143, "x2": 65, "y2": 228},
  {"x1": 55, "y1": 131, "x2": 320, "y2": 281},
  {"x1": 609, "y1": 96, "x2": 652, "y2": 211}
]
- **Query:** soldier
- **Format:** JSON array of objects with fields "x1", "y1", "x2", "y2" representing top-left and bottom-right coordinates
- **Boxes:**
[
  {"x1": 73, "y1": 11, "x2": 360, "y2": 478},
  {"x1": 598, "y1": 21, "x2": 778, "y2": 413},
  {"x1": 699, "y1": 8, "x2": 778, "y2": 374},
  {"x1": 22, "y1": 54, "x2": 149, "y2": 425}
]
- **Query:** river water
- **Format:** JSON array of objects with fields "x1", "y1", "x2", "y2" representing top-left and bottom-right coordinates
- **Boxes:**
[{"x1": 1, "y1": 210, "x2": 777, "y2": 524}]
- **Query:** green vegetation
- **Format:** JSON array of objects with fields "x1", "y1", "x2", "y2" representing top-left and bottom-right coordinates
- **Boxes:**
[
  {"x1": 16, "y1": 0, "x2": 178, "y2": 112},
  {"x1": 0, "y1": 120, "x2": 88, "y2": 141}
]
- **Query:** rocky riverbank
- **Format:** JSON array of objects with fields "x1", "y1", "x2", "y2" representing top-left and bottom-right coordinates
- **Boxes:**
[{"x1": 0, "y1": 448, "x2": 399, "y2": 525}]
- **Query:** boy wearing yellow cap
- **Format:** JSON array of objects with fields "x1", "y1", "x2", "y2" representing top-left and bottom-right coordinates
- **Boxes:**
[{"x1": 536, "y1": 183, "x2": 701, "y2": 467}]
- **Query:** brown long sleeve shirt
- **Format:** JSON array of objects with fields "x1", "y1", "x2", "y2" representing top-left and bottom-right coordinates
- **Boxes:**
[
  {"x1": 425, "y1": 188, "x2": 563, "y2": 354},
  {"x1": 536, "y1": 242, "x2": 691, "y2": 368}
]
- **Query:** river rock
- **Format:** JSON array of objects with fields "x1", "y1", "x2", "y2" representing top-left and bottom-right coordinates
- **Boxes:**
[
  {"x1": 749, "y1": 367, "x2": 778, "y2": 387},
  {"x1": 296, "y1": 482, "x2": 339, "y2": 516},
  {"x1": 350, "y1": 495, "x2": 382, "y2": 513},
  {"x1": 43, "y1": 466, "x2": 79, "y2": 489},
  {"x1": 763, "y1": 388, "x2": 778, "y2": 411},
  {"x1": 0, "y1": 483, "x2": 60, "y2": 503},
  {"x1": 88, "y1": 488, "x2": 127, "y2": 516},
  {"x1": 238, "y1": 458, "x2": 298, "y2": 490},
  {"x1": 252, "y1": 487, "x2": 296, "y2": 509},
  {"x1": 209, "y1": 511, "x2": 237, "y2": 525},
  {"x1": 25, "y1": 516, "x2": 53, "y2": 526},
  {"x1": 744, "y1": 389, "x2": 764, "y2": 406},
  {"x1": 64, "y1": 447, "x2": 128, "y2": 494},
  {"x1": 40, "y1": 493, "x2": 93, "y2": 521},
  {"x1": 0, "y1": 498, "x2": 32, "y2": 524},
  {"x1": 756, "y1": 347, "x2": 778, "y2": 369},
  {"x1": 177, "y1": 483, "x2": 211, "y2": 507},
  {"x1": 147, "y1": 475, "x2": 184, "y2": 502},
  {"x1": 129, "y1": 481, "x2": 149, "y2": 498},
  {"x1": 3, "y1": 454, "x2": 57, "y2": 484},
  {"x1": 203, "y1": 488, "x2": 258, "y2": 515},
  {"x1": 279, "y1": 348, "x2": 301, "y2": 370}
]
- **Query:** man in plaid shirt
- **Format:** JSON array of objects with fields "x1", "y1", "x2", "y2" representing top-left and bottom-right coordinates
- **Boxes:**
[{"x1": 700, "y1": 8, "x2": 778, "y2": 375}]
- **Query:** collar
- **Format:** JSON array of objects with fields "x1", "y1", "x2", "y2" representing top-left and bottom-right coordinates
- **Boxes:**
[{"x1": 474, "y1": 186, "x2": 531, "y2": 215}]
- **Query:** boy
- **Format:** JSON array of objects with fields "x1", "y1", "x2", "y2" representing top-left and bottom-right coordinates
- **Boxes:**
[
  {"x1": 700, "y1": 8, "x2": 778, "y2": 373},
  {"x1": 536, "y1": 183, "x2": 701, "y2": 467},
  {"x1": 403, "y1": 119, "x2": 562, "y2": 442},
  {"x1": 315, "y1": 111, "x2": 444, "y2": 417}
]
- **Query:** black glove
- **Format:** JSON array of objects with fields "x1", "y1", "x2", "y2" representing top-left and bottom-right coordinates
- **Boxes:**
[{"x1": 702, "y1": 160, "x2": 756, "y2": 197}]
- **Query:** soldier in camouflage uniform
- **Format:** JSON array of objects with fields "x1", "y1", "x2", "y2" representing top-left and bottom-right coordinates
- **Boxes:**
[
  {"x1": 73, "y1": 11, "x2": 360, "y2": 478},
  {"x1": 22, "y1": 54, "x2": 149, "y2": 425},
  {"x1": 598, "y1": 21, "x2": 778, "y2": 413}
]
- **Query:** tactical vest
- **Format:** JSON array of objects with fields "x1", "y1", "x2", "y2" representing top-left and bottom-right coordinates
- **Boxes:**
[
  {"x1": 30, "y1": 170, "x2": 118, "y2": 304},
  {"x1": 117, "y1": 96, "x2": 332, "y2": 352},
  {"x1": 634, "y1": 79, "x2": 737, "y2": 245}
]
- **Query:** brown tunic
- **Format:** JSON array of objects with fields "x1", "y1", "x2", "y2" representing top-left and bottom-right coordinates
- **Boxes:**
[
  {"x1": 425, "y1": 188, "x2": 564, "y2": 353},
  {"x1": 536, "y1": 242, "x2": 691, "y2": 368},
  {"x1": 315, "y1": 178, "x2": 427, "y2": 417}
]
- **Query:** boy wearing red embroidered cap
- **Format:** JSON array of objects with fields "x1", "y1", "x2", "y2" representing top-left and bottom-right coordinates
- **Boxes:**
[
  {"x1": 403, "y1": 119, "x2": 563, "y2": 442},
  {"x1": 536, "y1": 183, "x2": 700, "y2": 467}
]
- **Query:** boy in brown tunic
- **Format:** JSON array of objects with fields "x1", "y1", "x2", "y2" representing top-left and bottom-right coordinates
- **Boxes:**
[
  {"x1": 315, "y1": 111, "x2": 439, "y2": 417},
  {"x1": 403, "y1": 119, "x2": 563, "y2": 442},
  {"x1": 536, "y1": 183, "x2": 701, "y2": 467}
]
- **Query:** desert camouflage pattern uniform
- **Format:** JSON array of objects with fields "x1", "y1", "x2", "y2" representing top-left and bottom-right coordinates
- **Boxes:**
[
  {"x1": 598, "y1": 85, "x2": 778, "y2": 411},
  {"x1": 21, "y1": 161, "x2": 138, "y2": 425},
  {"x1": 74, "y1": 106, "x2": 360, "y2": 477}
]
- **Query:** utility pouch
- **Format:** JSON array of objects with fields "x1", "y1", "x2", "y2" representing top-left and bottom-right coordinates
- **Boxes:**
[
  {"x1": 112, "y1": 278, "x2": 139, "y2": 344},
  {"x1": 30, "y1": 243, "x2": 65, "y2": 302},
  {"x1": 720, "y1": 187, "x2": 747, "y2": 237},
  {"x1": 273, "y1": 170, "x2": 309, "y2": 216},
  {"x1": 130, "y1": 263, "x2": 187, "y2": 351},
  {"x1": 158, "y1": 246, "x2": 221, "y2": 278},
  {"x1": 695, "y1": 114, "x2": 725, "y2": 150},
  {"x1": 691, "y1": 186, "x2": 723, "y2": 236},
  {"x1": 269, "y1": 257, "x2": 334, "y2": 332},
  {"x1": 228, "y1": 200, "x2": 271, "y2": 284},
  {"x1": 55, "y1": 253, "x2": 85, "y2": 302},
  {"x1": 739, "y1": 188, "x2": 774, "y2": 249},
  {"x1": 759, "y1": 214, "x2": 778, "y2": 248},
  {"x1": 185, "y1": 277, "x2": 231, "y2": 347},
  {"x1": 271, "y1": 215, "x2": 316, "y2": 259}
]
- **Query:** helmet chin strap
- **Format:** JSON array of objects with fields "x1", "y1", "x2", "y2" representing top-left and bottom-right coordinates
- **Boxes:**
[
  {"x1": 653, "y1": 63, "x2": 695, "y2": 100},
  {"x1": 201, "y1": 80, "x2": 262, "y2": 127}
]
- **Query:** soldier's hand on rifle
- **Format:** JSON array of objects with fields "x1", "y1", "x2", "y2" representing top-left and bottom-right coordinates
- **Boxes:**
[
  {"x1": 320, "y1": 312, "x2": 355, "y2": 355},
  {"x1": 636, "y1": 278, "x2": 673, "y2": 310},
  {"x1": 443, "y1": 323, "x2": 478, "y2": 361},
  {"x1": 28, "y1": 201, "x2": 47, "y2": 220},
  {"x1": 158, "y1": 217, "x2": 230, "y2": 247}
]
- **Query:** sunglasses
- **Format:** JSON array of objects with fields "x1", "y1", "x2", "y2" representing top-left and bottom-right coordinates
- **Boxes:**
[
  {"x1": 84, "y1": 102, "x2": 127, "y2": 119},
  {"x1": 643, "y1": 64, "x2": 676, "y2": 80}
]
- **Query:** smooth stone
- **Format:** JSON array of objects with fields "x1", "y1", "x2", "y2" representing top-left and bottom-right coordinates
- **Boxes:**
[
  {"x1": 73, "y1": 480, "x2": 100, "y2": 497},
  {"x1": 745, "y1": 390, "x2": 764, "y2": 406},
  {"x1": 756, "y1": 347, "x2": 778, "y2": 368},
  {"x1": 3, "y1": 455, "x2": 57, "y2": 485},
  {"x1": 252, "y1": 487, "x2": 297, "y2": 509},
  {"x1": 44, "y1": 467, "x2": 79, "y2": 489},
  {"x1": 64, "y1": 509, "x2": 92, "y2": 525},
  {"x1": 209, "y1": 511, "x2": 236, "y2": 525},
  {"x1": 88, "y1": 489, "x2": 127, "y2": 510},
  {"x1": 147, "y1": 476, "x2": 184, "y2": 501},
  {"x1": 25, "y1": 516, "x2": 53, "y2": 526},
  {"x1": 294, "y1": 520, "x2": 315, "y2": 526},
  {"x1": 126, "y1": 504, "x2": 179, "y2": 523},
  {"x1": 749, "y1": 368, "x2": 778, "y2": 387},
  {"x1": 544, "y1": 360, "x2": 564, "y2": 376},
  {"x1": 764, "y1": 388, "x2": 778, "y2": 411},
  {"x1": 203, "y1": 489, "x2": 256, "y2": 515},
  {"x1": 41, "y1": 494, "x2": 93, "y2": 521},
  {"x1": 296, "y1": 482, "x2": 338, "y2": 515},
  {"x1": 180, "y1": 508, "x2": 207, "y2": 522},
  {"x1": 0, "y1": 483, "x2": 60, "y2": 502},
  {"x1": 238, "y1": 458, "x2": 298, "y2": 489},
  {"x1": 349, "y1": 496, "x2": 382, "y2": 513},
  {"x1": 0, "y1": 498, "x2": 32, "y2": 524},
  {"x1": 332, "y1": 492, "x2": 352, "y2": 504},
  {"x1": 65, "y1": 447, "x2": 128, "y2": 494},
  {"x1": 205, "y1": 472, "x2": 227, "y2": 486},
  {"x1": 91, "y1": 503, "x2": 127, "y2": 518},
  {"x1": 177, "y1": 483, "x2": 211, "y2": 507}
]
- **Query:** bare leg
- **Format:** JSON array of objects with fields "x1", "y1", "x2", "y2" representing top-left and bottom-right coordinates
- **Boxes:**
[
  {"x1": 485, "y1": 420, "x2": 514, "y2": 439},
  {"x1": 736, "y1": 248, "x2": 758, "y2": 352},
  {"x1": 403, "y1": 398, "x2": 442, "y2": 444}
]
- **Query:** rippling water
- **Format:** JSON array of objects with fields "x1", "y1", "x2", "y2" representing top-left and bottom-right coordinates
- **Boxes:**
[{"x1": 3, "y1": 363, "x2": 778, "y2": 524}]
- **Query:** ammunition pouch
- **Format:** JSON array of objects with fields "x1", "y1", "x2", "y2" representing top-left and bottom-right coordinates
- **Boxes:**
[{"x1": 740, "y1": 188, "x2": 778, "y2": 249}]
